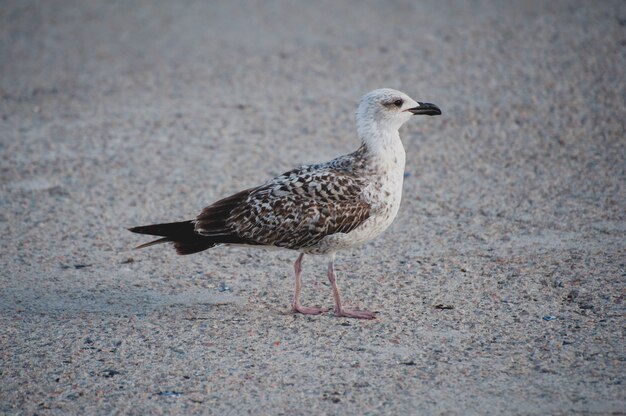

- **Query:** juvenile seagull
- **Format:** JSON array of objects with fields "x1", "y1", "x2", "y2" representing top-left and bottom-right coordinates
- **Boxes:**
[{"x1": 129, "y1": 88, "x2": 440, "y2": 319}]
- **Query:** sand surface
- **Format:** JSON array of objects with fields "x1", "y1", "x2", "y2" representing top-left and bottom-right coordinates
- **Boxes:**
[{"x1": 1, "y1": 1, "x2": 625, "y2": 414}]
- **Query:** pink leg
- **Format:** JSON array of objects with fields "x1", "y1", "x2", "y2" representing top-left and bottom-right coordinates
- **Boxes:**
[
  {"x1": 291, "y1": 253, "x2": 326, "y2": 315},
  {"x1": 327, "y1": 256, "x2": 377, "y2": 319}
]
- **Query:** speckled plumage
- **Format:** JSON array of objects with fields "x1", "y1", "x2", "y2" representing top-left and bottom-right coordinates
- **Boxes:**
[
  {"x1": 195, "y1": 144, "x2": 371, "y2": 253},
  {"x1": 130, "y1": 88, "x2": 441, "y2": 318}
]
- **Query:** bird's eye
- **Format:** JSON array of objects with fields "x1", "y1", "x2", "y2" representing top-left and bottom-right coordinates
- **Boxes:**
[{"x1": 393, "y1": 99, "x2": 403, "y2": 108}]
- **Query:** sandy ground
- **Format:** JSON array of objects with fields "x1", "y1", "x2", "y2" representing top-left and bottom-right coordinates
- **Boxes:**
[{"x1": 1, "y1": 1, "x2": 625, "y2": 414}]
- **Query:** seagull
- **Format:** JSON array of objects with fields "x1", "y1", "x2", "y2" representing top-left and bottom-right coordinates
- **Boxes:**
[{"x1": 129, "y1": 88, "x2": 441, "y2": 319}]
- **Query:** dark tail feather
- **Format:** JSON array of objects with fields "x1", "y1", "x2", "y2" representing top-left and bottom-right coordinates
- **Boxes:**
[
  {"x1": 172, "y1": 240, "x2": 217, "y2": 255},
  {"x1": 128, "y1": 220, "x2": 217, "y2": 255},
  {"x1": 134, "y1": 237, "x2": 170, "y2": 250},
  {"x1": 128, "y1": 221, "x2": 194, "y2": 237}
]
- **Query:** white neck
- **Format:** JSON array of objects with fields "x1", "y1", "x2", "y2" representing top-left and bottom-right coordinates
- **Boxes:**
[{"x1": 358, "y1": 121, "x2": 406, "y2": 164}]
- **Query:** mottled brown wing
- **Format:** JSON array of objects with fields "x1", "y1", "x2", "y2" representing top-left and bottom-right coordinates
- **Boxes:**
[{"x1": 223, "y1": 168, "x2": 371, "y2": 250}]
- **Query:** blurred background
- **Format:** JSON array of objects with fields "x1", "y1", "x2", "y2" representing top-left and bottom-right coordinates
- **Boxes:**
[{"x1": 1, "y1": 1, "x2": 624, "y2": 414}]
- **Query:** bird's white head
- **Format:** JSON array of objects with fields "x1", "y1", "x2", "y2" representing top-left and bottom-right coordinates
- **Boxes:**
[{"x1": 356, "y1": 88, "x2": 441, "y2": 143}]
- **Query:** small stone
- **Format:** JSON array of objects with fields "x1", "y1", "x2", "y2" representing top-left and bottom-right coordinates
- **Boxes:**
[
  {"x1": 565, "y1": 290, "x2": 579, "y2": 302},
  {"x1": 100, "y1": 369, "x2": 121, "y2": 378}
]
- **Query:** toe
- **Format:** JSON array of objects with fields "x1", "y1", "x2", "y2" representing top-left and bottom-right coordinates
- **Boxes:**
[{"x1": 292, "y1": 304, "x2": 328, "y2": 315}]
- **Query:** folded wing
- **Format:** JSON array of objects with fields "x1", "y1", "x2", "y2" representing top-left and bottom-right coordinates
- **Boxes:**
[{"x1": 195, "y1": 166, "x2": 371, "y2": 250}]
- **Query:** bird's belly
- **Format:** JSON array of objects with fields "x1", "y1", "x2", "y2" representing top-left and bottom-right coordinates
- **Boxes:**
[
  {"x1": 304, "y1": 209, "x2": 398, "y2": 254},
  {"x1": 304, "y1": 187, "x2": 402, "y2": 255}
]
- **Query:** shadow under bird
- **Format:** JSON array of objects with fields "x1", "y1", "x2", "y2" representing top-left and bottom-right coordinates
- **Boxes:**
[{"x1": 129, "y1": 88, "x2": 441, "y2": 319}]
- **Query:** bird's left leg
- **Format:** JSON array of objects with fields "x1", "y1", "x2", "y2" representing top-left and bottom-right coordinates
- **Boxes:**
[
  {"x1": 291, "y1": 253, "x2": 326, "y2": 315},
  {"x1": 327, "y1": 255, "x2": 377, "y2": 319}
]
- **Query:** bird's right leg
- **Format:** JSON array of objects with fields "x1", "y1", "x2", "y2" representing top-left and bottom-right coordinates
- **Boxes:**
[
  {"x1": 291, "y1": 253, "x2": 326, "y2": 315},
  {"x1": 327, "y1": 256, "x2": 377, "y2": 319}
]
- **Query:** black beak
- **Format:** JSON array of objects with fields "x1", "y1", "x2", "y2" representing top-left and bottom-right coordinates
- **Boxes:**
[{"x1": 407, "y1": 102, "x2": 441, "y2": 116}]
